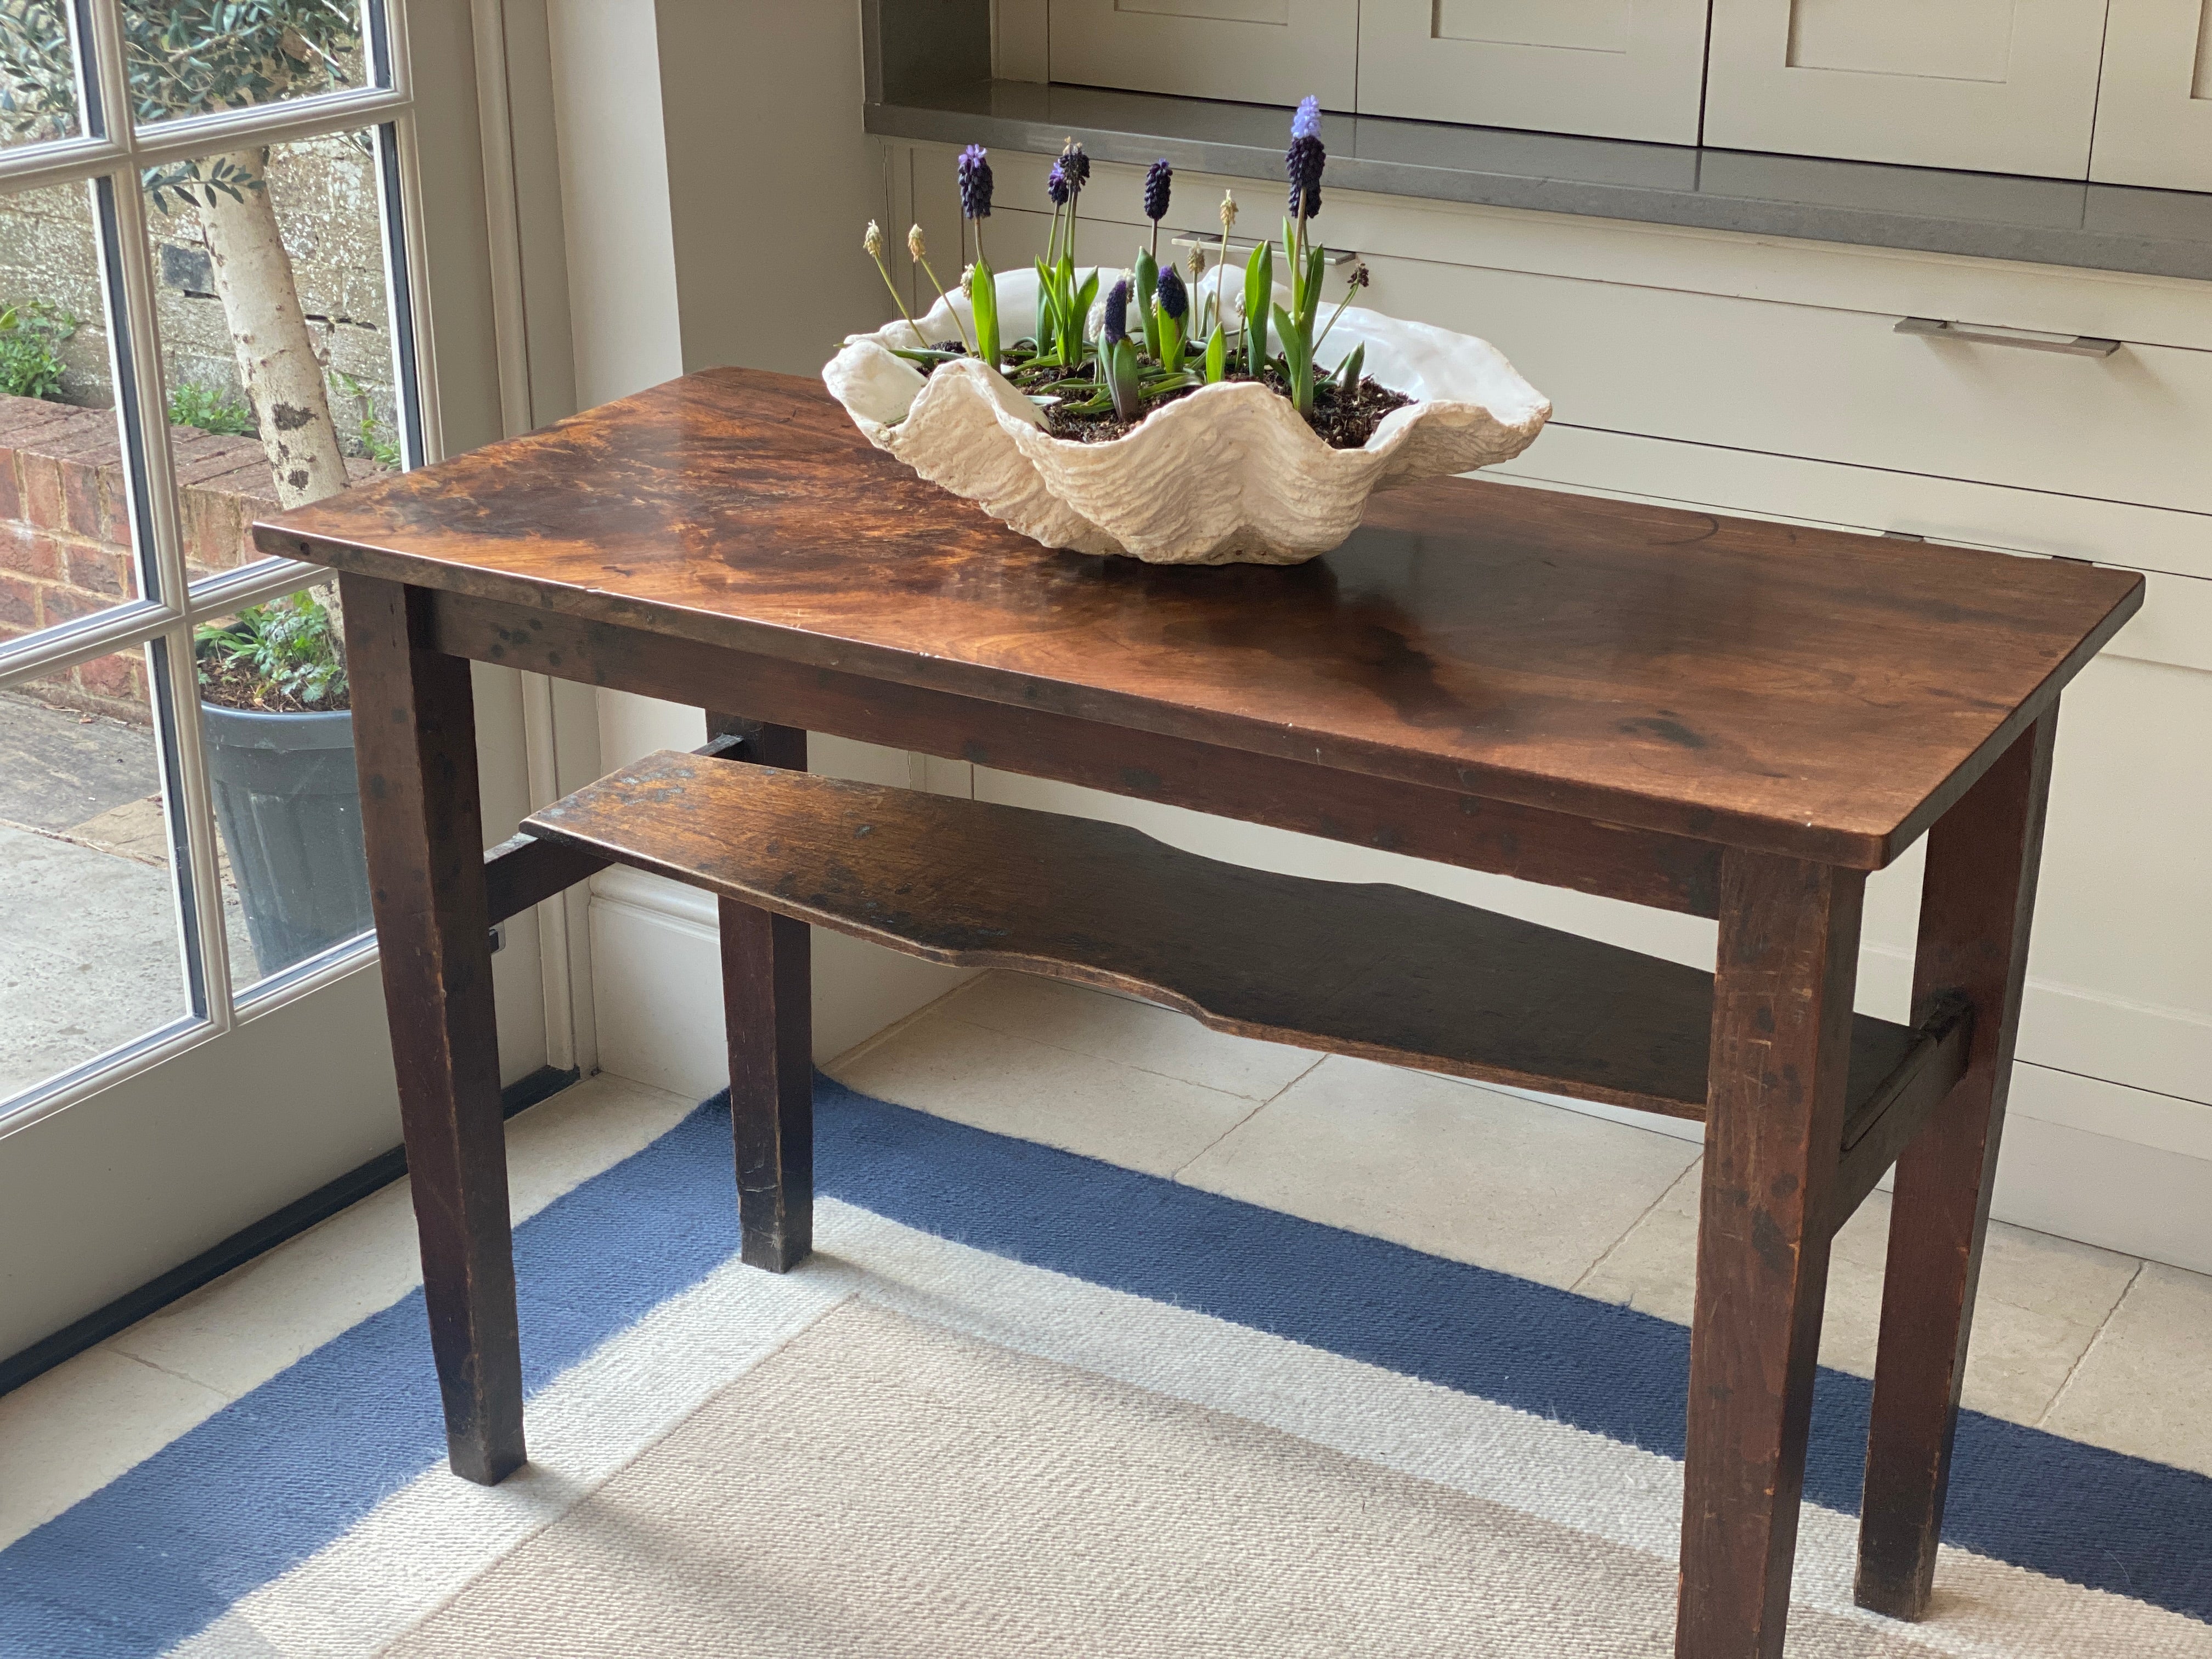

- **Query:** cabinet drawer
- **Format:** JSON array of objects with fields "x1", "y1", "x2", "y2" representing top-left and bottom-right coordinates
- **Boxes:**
[
  {"x1": 1489, "y1": 422, "x2": 2212, "y2": 588},
  {"x1": 1368, "y1": 255, "x2": 2212, "y2": 515},
  {"x1": 1045, "y1": 0, "x2": 1355, "y2": 108},
  {"x1": 1356, "y1": 0, "x2": 1709, "y2": 145}
]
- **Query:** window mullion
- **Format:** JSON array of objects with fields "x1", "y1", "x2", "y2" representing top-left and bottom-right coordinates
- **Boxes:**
[
  {"x1": 77, "y1": 0, "x2": 131, "y2": 143},
  {"x1": 0, "y1": 599, "x2": 178, "y2": 689},
  {"x1": 378, "y1": 116, "x2": 435, "y2": 466},
  {"x1": 148, "y1": 622, "x2": 236, "y2": 1023},
  {"x1": 106, "y1": 184, "x2": 240, "y2": 1023},
  {"x1": 79, "y1": 0, "x2": 240, "y2": 1026}
]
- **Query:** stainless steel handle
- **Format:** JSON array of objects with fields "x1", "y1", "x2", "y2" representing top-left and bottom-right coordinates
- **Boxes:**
[{"x1": 1896, "y1": 316, "x2": 2121, "y2": 358}]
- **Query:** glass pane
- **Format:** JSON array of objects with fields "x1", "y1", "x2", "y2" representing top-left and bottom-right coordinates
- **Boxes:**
[
  {"x1": 0, "y1": 180, "x2": 149, "y2": 644},
  {"x1": 127, "y1": 1, "x2": 374, "y2": 129},
  {"x1": 0, "y1": 647, "x2": 199, "y2": 1102},
  {"x1": 0, "y1": 2, "x2": 84, "y2": 150},
  {"x1": 150, "y1": 126, "x2": 402, "y2": 590},
  {"x1": 193, "y1": 597, "x2": 371, "y2": 990}
]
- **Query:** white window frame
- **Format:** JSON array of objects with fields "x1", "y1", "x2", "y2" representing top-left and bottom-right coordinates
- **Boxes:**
[{"x1": 0, "y1": 0, "x2": 446, "y2": 1135}]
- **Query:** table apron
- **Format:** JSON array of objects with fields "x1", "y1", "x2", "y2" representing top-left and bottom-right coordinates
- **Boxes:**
[{"x1": 425, "y1": 587, "x2": 1725, "y2": 918}]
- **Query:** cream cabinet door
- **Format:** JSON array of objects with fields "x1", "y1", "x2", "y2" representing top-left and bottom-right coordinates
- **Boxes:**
[
  {"x1": 1356, "y1": 1, "x2": 1711, "y2": 144},
  {"x1": 1046, "y1": 0, "x2": 1356, "y2": 108},
  {"x1": 1704, "y1": 0, "x2": 2110, "y2": 177},
  {"x1": 2089, "y1": 0, "x2": 2212, "y2": 190}
]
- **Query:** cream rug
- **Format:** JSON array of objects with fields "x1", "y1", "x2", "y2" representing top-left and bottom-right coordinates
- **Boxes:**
[
  {"x1": 388, "y1": 1300, "x2": 1953, "y2": 1658},
  {"x1": 8, "y1": 1085, "x2": 2205, "y2": 1656}
]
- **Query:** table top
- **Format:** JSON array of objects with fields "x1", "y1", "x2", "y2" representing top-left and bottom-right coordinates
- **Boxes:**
[{"x1": 259, "y1": 367, "x2": 2142, "y2": 867}]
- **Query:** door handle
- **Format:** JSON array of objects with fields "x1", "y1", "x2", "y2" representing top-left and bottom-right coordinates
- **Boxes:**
[{"x1": 1895, "y1": 316, "x2": 2121, "y2": 358}]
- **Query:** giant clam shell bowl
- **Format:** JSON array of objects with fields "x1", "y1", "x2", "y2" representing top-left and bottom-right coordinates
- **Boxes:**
[{"x1": 822, "y1": 266, "x2": 1551, "y2": 566}]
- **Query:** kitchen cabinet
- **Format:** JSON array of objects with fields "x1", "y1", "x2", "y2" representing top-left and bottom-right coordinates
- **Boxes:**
[
  {"x1": 1355, "y1": 1, "x2": 1711, "y2": 145},
  {"x1": 1045, "y1": 0, "x2": 1357, "y2": 109},
  {"x1": 2089, "y1": 0, "x2": 2212, "y2": 191},
  {"x1": 1702, "y1": 0, "x2": 2112, "y2": 177}
]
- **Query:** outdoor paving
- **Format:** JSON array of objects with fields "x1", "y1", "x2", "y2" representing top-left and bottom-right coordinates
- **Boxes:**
[
  {"x1": 0, "y1": 690, "x2": 253, "y2": 1102},
  {"x1": 0, "y1": 689, "x2": 153, "y2": 832}
]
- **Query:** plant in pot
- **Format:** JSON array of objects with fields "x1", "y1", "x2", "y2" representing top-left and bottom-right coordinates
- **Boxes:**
[
  {"x1": 194, "y1": 590, "x2": 373, "y2": 978},
  {"x1": 824, "y1": 101, "x2": 1551, "y2": 566}
]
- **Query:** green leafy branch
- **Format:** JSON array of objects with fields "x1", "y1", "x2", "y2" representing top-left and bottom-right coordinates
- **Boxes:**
[{"x1": 194, "y1": 587, "x2": 347, "y2": 709}]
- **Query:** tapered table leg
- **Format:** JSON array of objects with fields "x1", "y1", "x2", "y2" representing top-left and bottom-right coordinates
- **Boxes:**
[
  {"x1": 1856, "y1": 714, "x2": 2058, "y2": 1617},
  {"x1": 1677, "y1": 850, "x2": 1865, "y2": 1659},
  {"x1": 341, "y1": 575, "x2": 522, "y2": 1485},
  {"x1": 709, "y1": 714, "x2": 813, "y2": 1272}
]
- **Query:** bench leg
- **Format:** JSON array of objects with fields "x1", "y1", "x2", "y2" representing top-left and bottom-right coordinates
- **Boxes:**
[
  {"x1": 1857, "y1": 714, "x2": 2057, "y2": 1618},
  {"x1": 342, "y1": 575, "x2": 523, "y2": 1485},
  {"x1": 1677, "y1": 850, "x2": 1865, "y2": 1659},
  {"x1": 711, "y1": 715, "x2": 813, "y2": 1272}
]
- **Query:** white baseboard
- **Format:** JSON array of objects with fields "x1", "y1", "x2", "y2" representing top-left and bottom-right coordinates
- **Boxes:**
[
  {"x1": 1990, "y1": 1107, "x2": 2212, "y2": 1274},
  {"x1": 1511, "y1": 1063, "x2": 2212, "y2": 1276}
]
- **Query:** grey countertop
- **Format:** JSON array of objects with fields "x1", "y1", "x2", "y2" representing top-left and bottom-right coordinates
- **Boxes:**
[{"x1": 866, "y1": 80, "x2": 2212, "y2": 285}]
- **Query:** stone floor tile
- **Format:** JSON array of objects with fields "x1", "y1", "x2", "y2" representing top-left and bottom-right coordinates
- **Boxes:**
[
  {"x1": 0, "y1": 1345, "x2": 226, "y2": 1550},
  {"x1": 1573, "y1": 1161, "x2": 2142, "y2": 1426},
  {"x1": 938, "y1": 972, "x2": 1322, "y2": 1101},
  {"x1": 1176, "y1": 1054, "x2": 1700, "y2": 1290},
  {"x1": 2039, "y1": 1262, "x2": 2212, "y2": 1477},
  {"x1": 107, "y1": 1074, "x2": 698, "y2": 1402},
  {"x1": 830, "y1": 1008, "x2": 1257, "y2": 1177}
]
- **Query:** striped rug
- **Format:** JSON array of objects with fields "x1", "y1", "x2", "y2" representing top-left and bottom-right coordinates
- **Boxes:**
[{"x1": 2, "y1": 1079, "x2": 2206, "y2": 1656}]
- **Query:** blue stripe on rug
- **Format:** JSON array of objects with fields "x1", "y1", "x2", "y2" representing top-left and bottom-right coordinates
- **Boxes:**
[{"x1": 1, "y1": 1077, "x2": 2205, "y2": 1655}]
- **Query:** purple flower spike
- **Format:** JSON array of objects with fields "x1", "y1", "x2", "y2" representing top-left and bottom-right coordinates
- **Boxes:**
[
  {"x1": 1155, "y1": 264, "x2": 1187, "y2": 323},
  {"x1": 1062, "y1": 140, "x2": 1091, "y2": 193},
  {"x1": 1288, "y1": 94, "x2": 1325, "y2": 219},
  {"x1": 1046, "y1": 161, "x2": 1069, "y2": 207},
  {"x1": 1143, "y1": 159, "x2": 1172, "y2": 223},
  {"x1": 1286, "y1": 134, "x2": 1325, "y2": 220},
  {"x1": 957, "y1": 144, "x2": 993, "y2": 219},
  {"x1": 1102, "y1": 278, "x2": 1130, "y2": 345}
]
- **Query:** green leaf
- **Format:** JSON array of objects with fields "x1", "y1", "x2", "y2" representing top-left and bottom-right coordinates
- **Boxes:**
[
  {"x1": 1034, "y1": 257, "x2": 1058, "y2": 358},
  {"x1": 1156, "y1": 311, "x2": 1184, "y2": 373},
  {"x1": 1273, "y1": 302, "x2": 1314, "y2": 415},
  {"x1": 1134, "y1": 248, "x2": 1160, "y2": 362},
  {"x1": 1243, "y1": 242, "x2": 1273, "y2": 375},
  {"x1": 1203, "y1": 324, "x2": 1226, "y2": 383},
  {"x1": 1074, "y1": 269, "x2": 1100, "y2": 343},
  {"x1": 970, "y1": 253, "x2": 1000, "y2": 369},
  {"x1": 1103, "y1": 335, "x2": 1143, "y2": 421}
]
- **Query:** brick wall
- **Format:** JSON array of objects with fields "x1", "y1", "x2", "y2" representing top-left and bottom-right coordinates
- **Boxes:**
[{"x1": 0, "y1": 392, "x2": 373, "y2": 721}]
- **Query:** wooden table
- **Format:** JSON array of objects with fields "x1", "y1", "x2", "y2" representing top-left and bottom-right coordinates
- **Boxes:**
[{"x1": 261, "y1": 367, "x2": 2141, "y2": 1659}]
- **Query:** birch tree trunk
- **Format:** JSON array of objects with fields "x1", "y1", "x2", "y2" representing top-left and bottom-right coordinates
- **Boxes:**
[
  {"x1": 199, "y1": 145, "x2": 352, "y2": 639},
  {"x1": 200, "y1": 146, "x2": 349, "y2": 511}
]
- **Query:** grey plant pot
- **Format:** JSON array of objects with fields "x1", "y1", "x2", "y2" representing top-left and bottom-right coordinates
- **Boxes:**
[{"x1": 200, "y1": 703, "x2": 373, "y2": 978}]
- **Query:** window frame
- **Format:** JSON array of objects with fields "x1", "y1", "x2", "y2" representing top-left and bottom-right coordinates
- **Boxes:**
[{"x1": 0, "y1": 0, "x2": 439, "y2": 1132}]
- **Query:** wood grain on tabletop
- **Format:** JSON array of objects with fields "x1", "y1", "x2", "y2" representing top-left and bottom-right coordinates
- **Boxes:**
[{"x1": 261, "y1": 368, "x2": 2142, "y2": 865}]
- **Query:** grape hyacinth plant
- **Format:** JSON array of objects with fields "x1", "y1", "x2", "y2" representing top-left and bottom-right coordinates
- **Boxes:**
[
  {"x1": 1142, "y1": 158, "x2": 1172, "y2": 256},
  {"x1": 1274, "y1": 94, "x2": 1329, "y2": 416},
  {"x1": 855, "y1": 101, "x2": 1406, "y2": 445},
  {"x1": 958, "y1": 144, "x2": 1000, "y2": 367}
]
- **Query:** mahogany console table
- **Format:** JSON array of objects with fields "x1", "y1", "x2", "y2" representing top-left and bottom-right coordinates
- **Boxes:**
[{"x1": 260, "y1": 367, "x2": 2140, "y2": 1659}]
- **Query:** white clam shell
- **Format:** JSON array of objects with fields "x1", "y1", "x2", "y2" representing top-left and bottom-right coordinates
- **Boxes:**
[{"x1": 823, "y1": 266, "x2": 1551, "y2": 565}]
